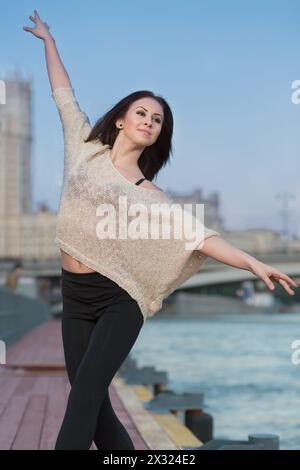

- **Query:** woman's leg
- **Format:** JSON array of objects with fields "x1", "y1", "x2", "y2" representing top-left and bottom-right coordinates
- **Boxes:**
[
  {"x1": 61, "y1": 314, "x2": 95, "y2": 386},
  {"x1": 57, "y1": 273, "x2": 143, "y2": 450},
  {"x1": 93, "y1": 389, "x2": 136, "y2": 450},
  {"x1": 55, "y1": 299, "x2": 143, "y2": 450},
  {"x1": 60, "y1": 311, "x2": 131, "y2": 449},
  {"x1": 61, "y1": 313, "x2": 134, "y2": 450}
]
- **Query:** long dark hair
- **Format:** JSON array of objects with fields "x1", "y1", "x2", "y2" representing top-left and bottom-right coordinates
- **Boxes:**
[{"x1": 83, "y1": 90, "x2": 174, "y2": 181}]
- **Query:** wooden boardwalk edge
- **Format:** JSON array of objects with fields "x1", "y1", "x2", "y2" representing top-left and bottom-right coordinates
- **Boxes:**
[{"x1": 112, "y1": 374, "x2": 181, "y2": 450}]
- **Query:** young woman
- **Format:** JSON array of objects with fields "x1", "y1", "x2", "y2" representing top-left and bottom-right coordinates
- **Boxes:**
[{"x1": 23, "y1": 10, "x2": 298, "y2": 451}]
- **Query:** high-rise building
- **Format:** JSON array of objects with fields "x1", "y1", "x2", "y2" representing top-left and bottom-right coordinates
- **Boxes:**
[
  {"x1": 0, "y1": 72, "x2": 57, "y2": 260},
  {"x1": 0, "y1": 71, "x2": 32, "y2": 216}
]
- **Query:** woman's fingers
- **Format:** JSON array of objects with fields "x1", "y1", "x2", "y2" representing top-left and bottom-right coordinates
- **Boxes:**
[
  {"x1": 264, "y1": 276, "x2": 294, "y2": 295},
  {"x1": 282, "y1": 273, "x2": 298, "y2": 288},
  {"x1": 254, "y1": 263, "x2": 298, "y2": 296},
  {"x1": 278, "y1": 278, "x2": 295, "y2": 295},
  {"x1": 270, "y1": 270, "x2": 296, "y2": 295},
  {"x1": 34, "y1": 9, "x2": 41, "y2": 20},
  {"x1": 24, "y1": 9, "x2": 49, "y2": 35},
  {"x1": 24, "y1": 13, "x2": 37, "y2": 32},
  {"x1": 263, "y1": 274, "x2": 275, "y2": 291},
  {"x1": 272, "y1": 270, "x2": 298, "y2": 288}
]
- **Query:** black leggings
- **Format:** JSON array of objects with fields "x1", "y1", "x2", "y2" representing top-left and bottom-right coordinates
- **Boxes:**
[{"x1": 54, "y1": 267, "x2": 144, "y2": 450}]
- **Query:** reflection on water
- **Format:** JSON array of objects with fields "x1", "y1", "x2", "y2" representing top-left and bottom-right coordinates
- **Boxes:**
[{"x1": 131, "y1": 312, "x2": 300, "y2": 450}]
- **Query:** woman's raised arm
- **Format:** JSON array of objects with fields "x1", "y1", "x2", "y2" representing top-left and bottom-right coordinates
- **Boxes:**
[
  {"x1": 23, "y1": 9, "x2": 71, "y2": 92},
  {"x1": 23, "y1": 9, "x2": 93, "y2": 172}
]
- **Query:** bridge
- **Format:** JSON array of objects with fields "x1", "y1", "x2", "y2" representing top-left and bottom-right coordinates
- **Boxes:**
[
  {"x1": 1, "y1": 254, "x2": 300, "y2": 301},
  {"x1": 181, "y1": 260, "x2": 300, "y2": 289}
]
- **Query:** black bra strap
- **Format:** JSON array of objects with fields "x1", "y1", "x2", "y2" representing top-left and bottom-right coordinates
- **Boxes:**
[{"x1": 135, "y1": 178, "x2": 146, "y2": 185}]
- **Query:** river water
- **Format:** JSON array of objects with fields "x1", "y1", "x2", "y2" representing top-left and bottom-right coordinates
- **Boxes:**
[{"x1": 130, "y1": 311, "x2": 300, "y2": 450}]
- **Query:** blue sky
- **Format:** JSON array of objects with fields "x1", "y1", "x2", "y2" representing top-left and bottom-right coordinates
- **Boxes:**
[{"x1": 1, "y1": 0, "x2": 300, "y2": 235}]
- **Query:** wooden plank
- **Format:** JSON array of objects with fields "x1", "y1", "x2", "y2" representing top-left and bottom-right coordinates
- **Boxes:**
[
  {"x1": 113, "y1": 375, "x2": 180, "y2": 450},
  {"x1": 0, "y1": 371, "x2": 24, "y2": 418},
  {"x1": 12, "y1": 395, "x2": 48, "y2": 450},
  {"x1": 6, "y1": 320, "x2": 64, "y2": 365},
  {"x1": 133, "y1": 384, "x2": 154, "y2": 402},
  {"x1": 154, "y1": 414, "x2": 203, "y2": 448},
  {"x1": 39, "y1": 376, "x2": 68, "y2": 450},
  {"x1": 130, "y1": 384, "x2": 203, "y2": 449},
  {"x1": 0, "y1": 395, "x2": 29, "y2": 449}
]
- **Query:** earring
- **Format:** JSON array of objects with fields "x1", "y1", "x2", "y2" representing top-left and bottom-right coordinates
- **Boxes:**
[{"x1": 119, "y1": 124, "x2": 123, "y2": 129}]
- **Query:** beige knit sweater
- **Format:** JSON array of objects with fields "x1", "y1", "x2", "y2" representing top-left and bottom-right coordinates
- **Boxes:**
[{"x1": 52, "y1": 87, "x2": 220, "y2": 323}]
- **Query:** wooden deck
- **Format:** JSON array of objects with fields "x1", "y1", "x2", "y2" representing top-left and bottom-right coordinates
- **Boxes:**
[{"x1": 0, "y1": 319, "x2": 152, "y2": 450}]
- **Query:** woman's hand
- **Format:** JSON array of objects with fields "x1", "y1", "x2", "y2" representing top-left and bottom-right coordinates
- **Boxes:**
[
  {"x1": 23, "y1": 9, "x2": 52, "y2": 41},
  {"x1": 23, "y1": 8, "x2": 71, "y2": 92},
  {"x1": 198, "y1": 236, "x2": 298, "y2": 296},
  {"x1": 247, "y1": 259, "x2": 298, "y2": 296}
]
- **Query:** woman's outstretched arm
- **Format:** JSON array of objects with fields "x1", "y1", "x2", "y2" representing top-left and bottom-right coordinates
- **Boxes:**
[
  {"x1": 23, "y1": 9, "x2": 93, "y2": 171},
  {"x1": 23, "y1": 9, "x2": 71, "y2": 92},
  {"x1": 197, "y1": 235, "x2": 298, "y2": 296}
]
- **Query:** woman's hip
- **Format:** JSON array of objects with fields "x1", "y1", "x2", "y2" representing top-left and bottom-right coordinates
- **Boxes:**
[{"x1": 61, "y1": 267, "x2": 137, "y2": 315}]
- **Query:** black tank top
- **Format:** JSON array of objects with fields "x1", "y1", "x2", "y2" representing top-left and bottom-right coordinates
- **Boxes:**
[{"x1": 135, "y1": 178, "x2": 146, "y2": 186}]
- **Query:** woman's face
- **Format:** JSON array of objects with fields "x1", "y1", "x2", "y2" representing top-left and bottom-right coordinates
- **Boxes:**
[{"x1": 119, "y1": 97, "x2": 164, "y2": 147}]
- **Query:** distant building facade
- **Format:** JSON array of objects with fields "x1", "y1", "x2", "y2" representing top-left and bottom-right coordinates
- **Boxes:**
[{"x1": 0, "y1": 73, "x2": 57, "y2": 260}]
